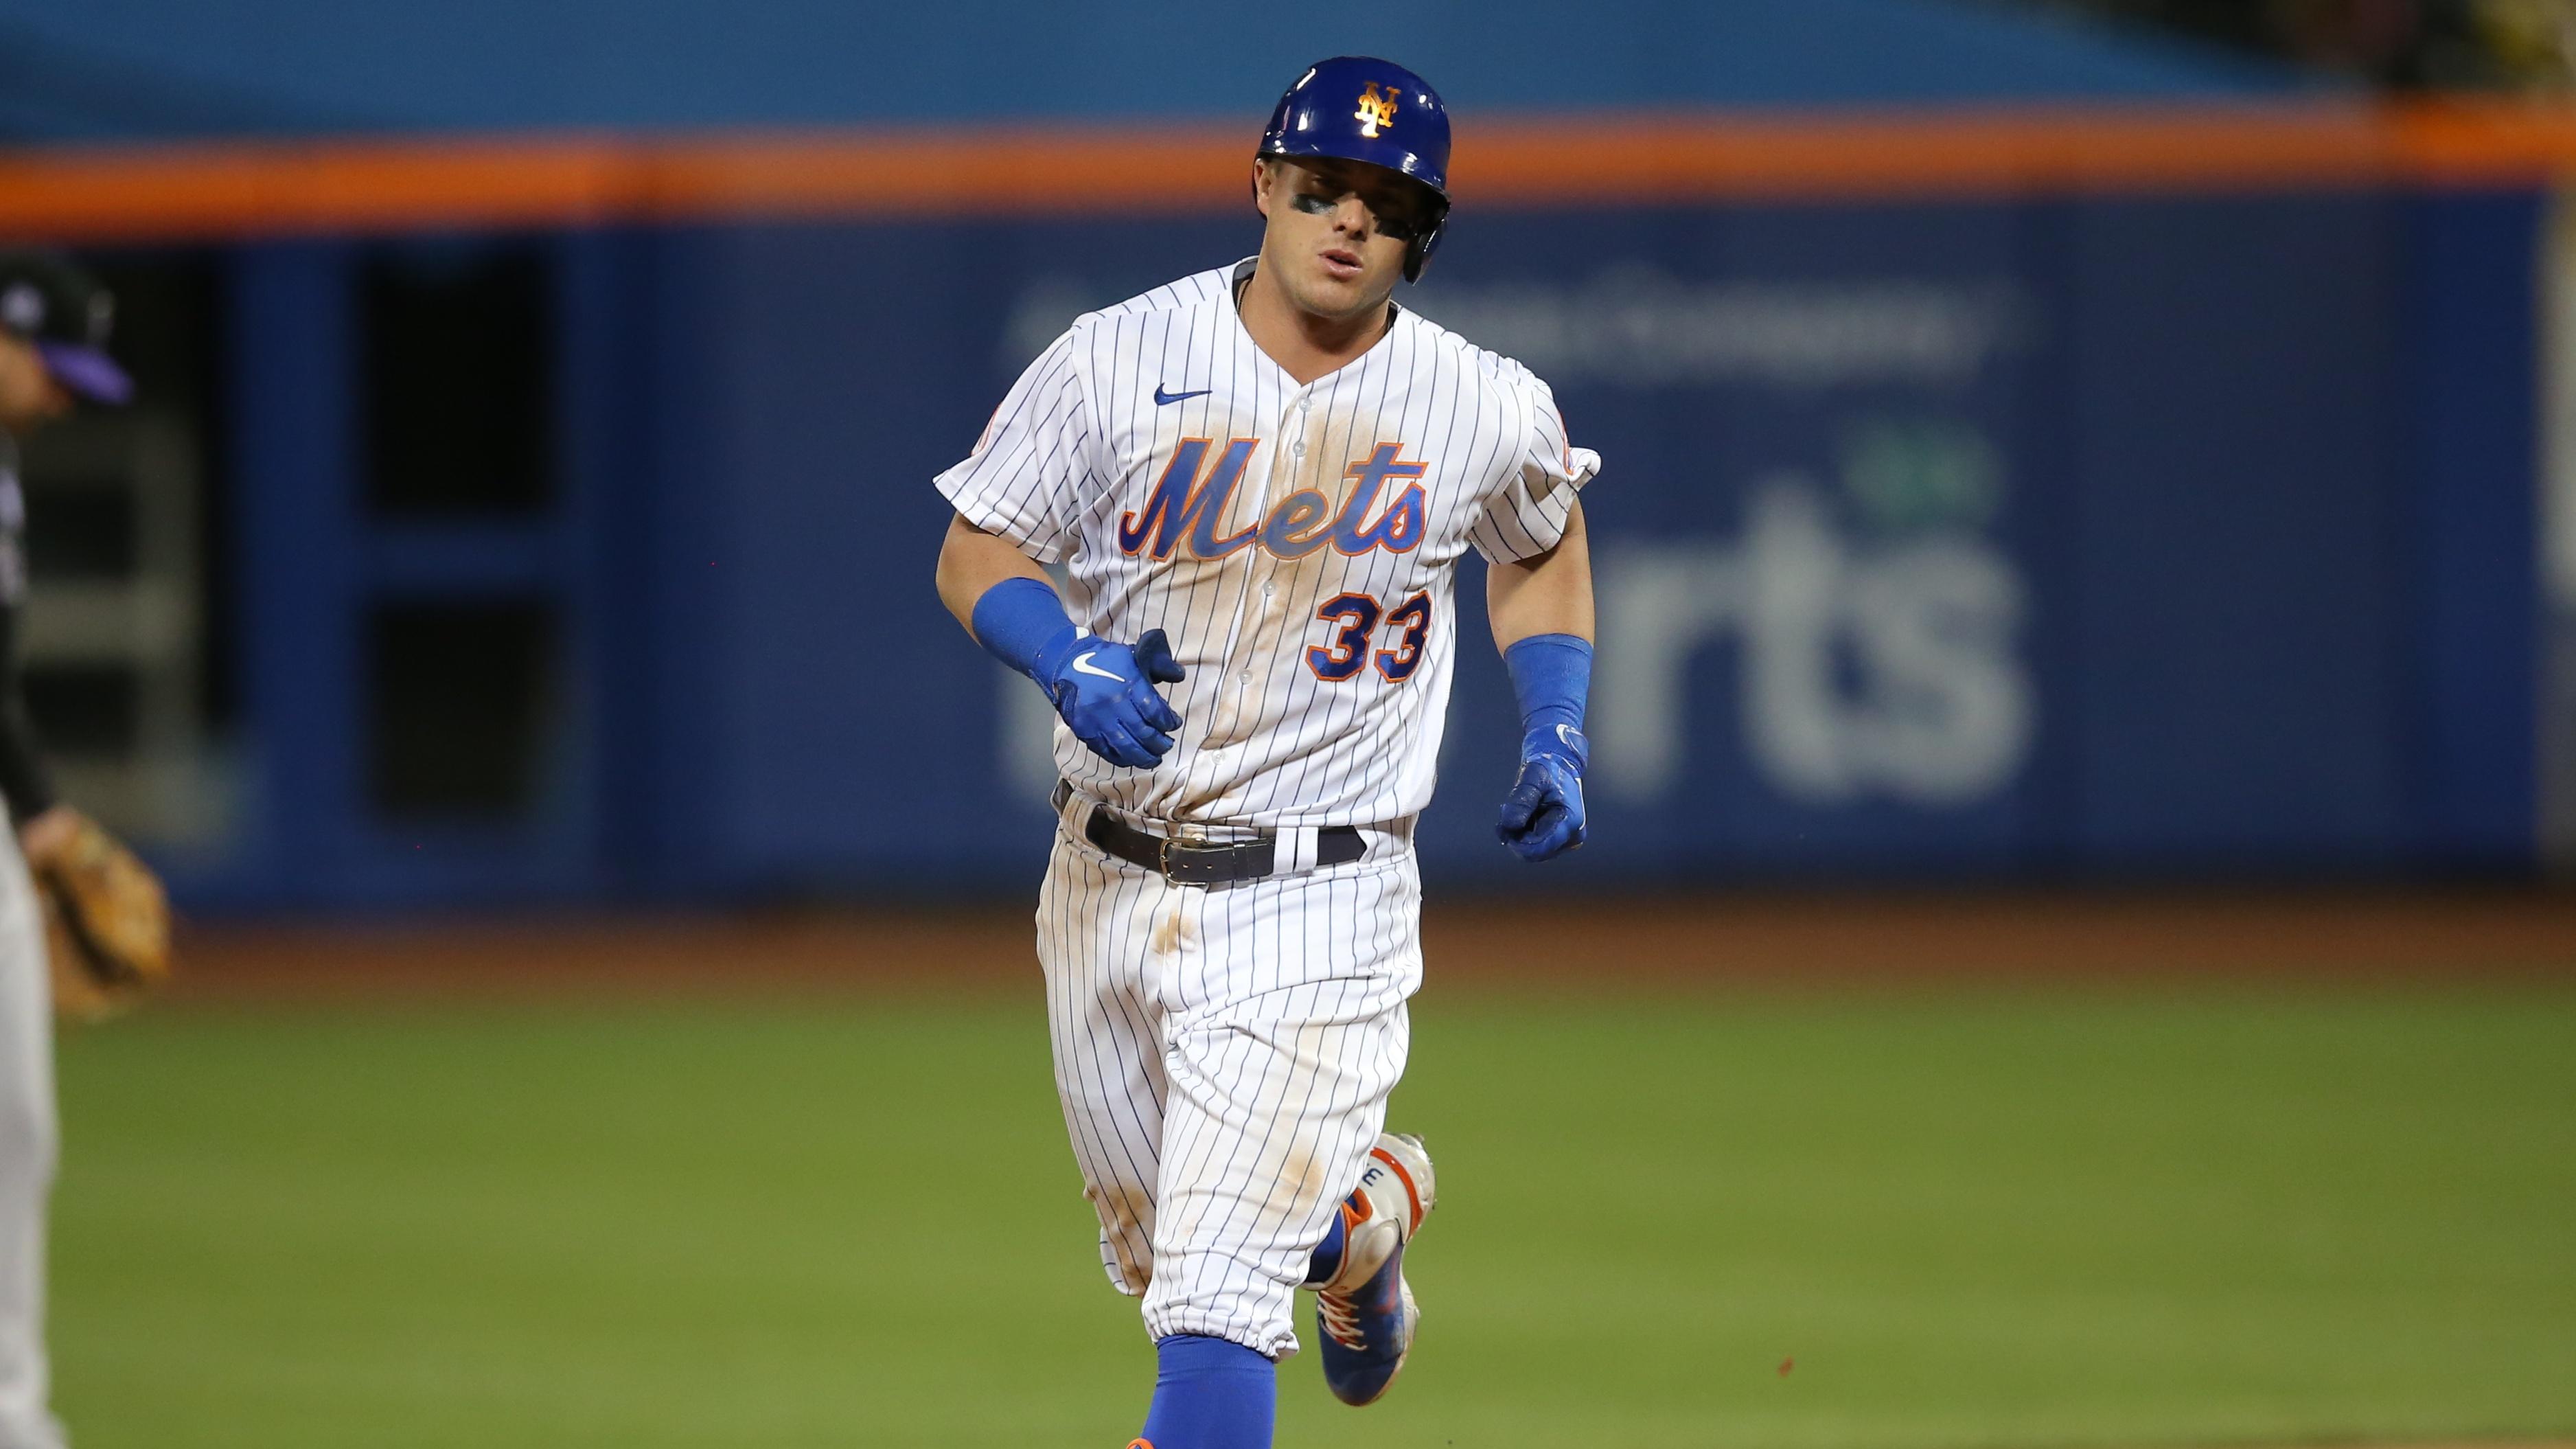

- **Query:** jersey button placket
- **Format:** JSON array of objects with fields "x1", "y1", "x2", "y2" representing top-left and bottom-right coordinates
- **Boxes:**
[
  {"x1": 1238, "y1": 396, "x2": 1307, "y2": 710},
  {"x1": 1202, "y1": 402, "x2": 1289, "y2": 746}
]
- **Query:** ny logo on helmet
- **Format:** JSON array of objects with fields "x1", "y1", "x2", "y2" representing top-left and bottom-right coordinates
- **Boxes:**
[{"x1": 1354, "y1": 83, "x2": 1399, "y2": 139}]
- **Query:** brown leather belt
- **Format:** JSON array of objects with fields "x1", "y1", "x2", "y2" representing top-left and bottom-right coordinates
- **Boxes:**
[{"x1": 1053, "y1": 780, "x2": 1366, "y2": 887}]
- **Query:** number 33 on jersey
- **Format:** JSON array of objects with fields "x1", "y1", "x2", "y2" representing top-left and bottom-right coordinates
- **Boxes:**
[{"x1": 936, "y1": 260, "x2": 1599, "y2": 828}]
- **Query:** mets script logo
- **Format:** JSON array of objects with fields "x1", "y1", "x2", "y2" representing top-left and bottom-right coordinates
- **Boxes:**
[
  {"x1": 1118, "y1": 441, "x2": 1427, "y2": 562},
  {"x1": 1355, "y1": 83, "x2": 1399, "y2": 139}
]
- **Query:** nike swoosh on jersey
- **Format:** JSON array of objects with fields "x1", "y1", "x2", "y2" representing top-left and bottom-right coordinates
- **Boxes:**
[
  {"x1": 1153, "y1": 386, "x2": 1212, "y2": 405},
  {"x1": 1072, "y1": 650, "x2": 1127, "y2": 681}
]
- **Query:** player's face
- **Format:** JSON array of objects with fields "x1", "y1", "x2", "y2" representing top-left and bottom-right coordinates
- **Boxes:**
[
  {"x1": 1254, "y1": 157, "x2": 1431, "y2": 321},
  {"x1": 0, "y1": 336, "x2": 70, "y2": 435}
]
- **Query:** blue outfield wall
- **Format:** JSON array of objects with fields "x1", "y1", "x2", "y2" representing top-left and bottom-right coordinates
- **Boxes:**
[{"x1": 204, "y1": 187, "x2": 2542, "y2": 907}]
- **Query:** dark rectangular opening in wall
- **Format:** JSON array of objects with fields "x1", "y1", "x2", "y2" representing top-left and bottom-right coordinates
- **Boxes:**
[
  {"x1": 19, "y1": 247, "x2": 233, "y2": 735},
  {"x1": 360, "y1": 238, "x2": 555, "y2": 516},
  {"x1": 82, "y1": 247, "x2": 235, "y2": 733},
  {"x1": 367, "y1": 601, "x2": 555, "y2": 819},
  {"x1": 23, "y1": 666, "x2": 139, "y2": 760},
  {"x1": 21, "y1": 488, "x2": 137, "y2": 580}
]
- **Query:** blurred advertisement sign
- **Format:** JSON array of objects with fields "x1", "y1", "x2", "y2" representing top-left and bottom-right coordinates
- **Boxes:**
[
  {"x1": 1596, "y1": 450, "x2": 2031, "y2": 809},
  {"x1": 194, "y1": 191, "x2": 2532, "y2": 905},
  {"x1": 1410, "y1": 270, "x2": 2024, "y2": 391},
  {"x1": 649, "y1": 197, "x2": 2441, "y2": 887},
  {"x1": 1002, "y1": 270, "x2": 2027, "y2": 391}
]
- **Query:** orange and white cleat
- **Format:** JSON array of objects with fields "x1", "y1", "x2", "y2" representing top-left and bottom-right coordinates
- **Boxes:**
[{"x1": 1312, "y1": 1132, "x2": 1436, "y2": 1406}]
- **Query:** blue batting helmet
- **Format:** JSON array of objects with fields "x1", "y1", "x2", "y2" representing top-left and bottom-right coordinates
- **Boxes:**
[{"x1": 1256, "y1": 56, "x2": 1451, "y2": 282}]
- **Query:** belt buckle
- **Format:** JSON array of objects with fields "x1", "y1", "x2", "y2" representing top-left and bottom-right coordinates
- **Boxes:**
[{"x1": 1159, "y1": 836, "x2": 1233, "y2": 887}]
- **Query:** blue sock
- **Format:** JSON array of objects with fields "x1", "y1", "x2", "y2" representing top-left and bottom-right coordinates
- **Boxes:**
[
  {"x1": 1134, "y1": 1334, "x2": 1274, "y2": 1449},
  {"x1": 1302, "y1": 1205, "x2": 1348, "y2": 1287}
]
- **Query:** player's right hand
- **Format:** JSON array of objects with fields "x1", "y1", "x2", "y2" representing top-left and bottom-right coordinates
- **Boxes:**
[{"x1": 1033, "y1": 628, "x2": 1188, "y2": 768}]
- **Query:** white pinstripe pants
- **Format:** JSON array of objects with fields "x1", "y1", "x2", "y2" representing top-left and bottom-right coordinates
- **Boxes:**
[
  {"x1": 0, "y1": 833, "x2": 62, "y2": 1449},
  {"x1": 1037, "y1": 816, "x2": 1421, "y2": 1360}
]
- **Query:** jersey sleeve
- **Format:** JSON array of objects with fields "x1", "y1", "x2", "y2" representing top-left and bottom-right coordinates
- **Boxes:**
[
  {"x1": 934, "y1": 330, "x2": 1094, "y2": 564},
  {"x1": 1469, "y1": 370, "x2": 1599, "y2": 564},
  {"x1": 0, "y1": 594, "x2": 56, "y2": 826}
]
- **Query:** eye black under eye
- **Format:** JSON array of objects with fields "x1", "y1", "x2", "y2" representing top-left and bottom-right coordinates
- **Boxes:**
[{"x1": 1291, "y1": 189, "x2": 1422, "y2": 239}]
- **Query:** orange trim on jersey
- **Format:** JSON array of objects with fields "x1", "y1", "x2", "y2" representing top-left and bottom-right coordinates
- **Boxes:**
[{"x1": 7, "y1": 100, "x2": 2576, "y2": 242}]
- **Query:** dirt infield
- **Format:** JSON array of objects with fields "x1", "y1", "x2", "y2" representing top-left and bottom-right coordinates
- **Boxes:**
[{"x1": 164, "y1": 887, "x2": 2576, "y2": 1000}]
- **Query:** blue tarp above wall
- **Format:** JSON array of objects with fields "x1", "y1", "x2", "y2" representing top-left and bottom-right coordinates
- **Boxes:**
[{"x1": 0, "y1": 0, "x2": 2309, "y2": 143}]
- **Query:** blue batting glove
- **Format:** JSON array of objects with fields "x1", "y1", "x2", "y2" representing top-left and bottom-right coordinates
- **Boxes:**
[
  {"x1": 1497, "y1": 722, "x2": 1587, "y2": 863},
  {"x1": 1031, "y1": 626, "x2": 1188, "y2": 770}
]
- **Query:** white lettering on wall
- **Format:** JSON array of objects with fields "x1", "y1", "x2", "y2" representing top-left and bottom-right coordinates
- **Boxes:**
[
  {"x1": 1596, "y1": 478, "x2": 2032, "y2": 807},
  {"x1": 1002, "y1": 271, "x2": 2027, "y2": 391}
]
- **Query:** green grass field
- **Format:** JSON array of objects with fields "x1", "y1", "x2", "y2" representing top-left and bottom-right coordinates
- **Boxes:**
[{"x1": 49, "y1": 984, "x2": 2576, "y2": 1448}]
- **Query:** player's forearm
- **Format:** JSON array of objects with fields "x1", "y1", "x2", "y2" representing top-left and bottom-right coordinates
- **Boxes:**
[
  {"x1": 936, "y1": 512, "x2": 1186, "y2": 770},
  {"x1": 934, "y1": 513, "x2": 1080, "y2": 694},
  {"x1": 1490, "y1": 500, "x2": 1594, "y2": 862},
  {"x1": 936, "y1": 513, "x2": 1054, "y2": 637},
  {"x1": 1485, "y1": 497, "x2": 1594, "y2": 651}
]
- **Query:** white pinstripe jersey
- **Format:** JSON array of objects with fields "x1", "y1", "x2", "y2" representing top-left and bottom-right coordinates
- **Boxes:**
[{"x1": 939, "y1": 260, "x2": 1598, "y2": 829}]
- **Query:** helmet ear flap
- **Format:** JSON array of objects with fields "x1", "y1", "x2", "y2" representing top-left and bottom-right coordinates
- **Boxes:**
[{"x1": 1403, "y1": 216, "x2": 1445, "y2": 284}]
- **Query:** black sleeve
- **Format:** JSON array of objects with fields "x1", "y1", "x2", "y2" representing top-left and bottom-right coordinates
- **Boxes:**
[{"x1": 0, "y1": 596, "x2": 56, "y2": 827}]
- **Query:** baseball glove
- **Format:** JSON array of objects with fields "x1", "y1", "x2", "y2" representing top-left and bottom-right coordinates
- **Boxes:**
[{"x1": 27, "y1": 810, "x2": 172, "y2": 1021}]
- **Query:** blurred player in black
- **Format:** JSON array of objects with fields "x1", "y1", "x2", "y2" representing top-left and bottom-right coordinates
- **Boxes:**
[{"x1": 0, "y1": 249, "x2": 134, "y2": 1449}]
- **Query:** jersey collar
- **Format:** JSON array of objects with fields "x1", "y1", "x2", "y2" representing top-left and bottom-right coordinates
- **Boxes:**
[{"x1": 1222, "y1": 257, "x2": 1411, "y2": 393}]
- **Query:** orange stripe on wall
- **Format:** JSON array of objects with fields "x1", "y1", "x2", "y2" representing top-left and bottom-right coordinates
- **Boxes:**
[
  {"x1": 0, "y1": 139, "x2": 648, "y2": 240},
  {"x1": 645, "y1": 128, "x2": 1251, "y2": 219},
  {"x1": 1466, "y1": 104, "x2": 2400, "y2": 202},
  {"x1": 3, "y1": 100, "x2": 2574, "y2": 243},
  {"x1": 2390, "y1": 101, "x2": 2576, "y2": 186}
]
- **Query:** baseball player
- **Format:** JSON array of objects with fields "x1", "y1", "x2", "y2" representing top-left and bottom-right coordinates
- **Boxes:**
[
  {"x1": 932, "y1": 58, "x2": 1596, "y2": 1448},
  {"x1": 0, "y1": 251, "x2": 170, "y2": 1449}
]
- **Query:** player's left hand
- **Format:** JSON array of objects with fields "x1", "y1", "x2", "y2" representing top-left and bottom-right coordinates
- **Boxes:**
[
  {"x1": 24, "y1": 806, "x2": 174, "y2": 1021},
  {"x1": 1497, "y1": 723, "x2": 1587, "y2": 862}
]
